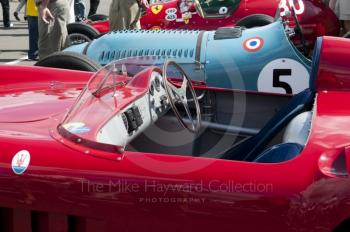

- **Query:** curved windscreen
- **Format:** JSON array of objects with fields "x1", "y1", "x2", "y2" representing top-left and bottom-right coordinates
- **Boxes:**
[
  {"x1": 59, "y1": 57, "x2": 164, "y2": 149},
  {"x1": 194, "y1": 0, "x2": 241, "y2": 18},
  {"x1": 58, "y1": 56, "x2": 205, "y2": 152}
]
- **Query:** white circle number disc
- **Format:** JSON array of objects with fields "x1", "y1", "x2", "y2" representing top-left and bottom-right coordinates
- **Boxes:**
[
  {"x1": 219, "y1": 7, "x2": 228, "y2": 14},
  {"x1": 258, "y1": 58, "x2": 309, "y2": 94},
  {"x1": 166, "y1": 8, "x2": 177, "y2": 14}
]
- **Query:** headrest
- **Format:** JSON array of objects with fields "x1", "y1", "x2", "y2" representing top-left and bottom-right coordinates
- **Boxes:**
[{"x1": 283, "y1": 111, "x2": 312, "y2": 145}]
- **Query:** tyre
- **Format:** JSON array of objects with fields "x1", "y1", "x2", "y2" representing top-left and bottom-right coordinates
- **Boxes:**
[
  {"x1": 68, "y1": 33, "x2": 91, "y2": 46},
  {"x1": 35, "y1": 51, "x2": 102, "y2": 72},
  {"x1": 236, "y1": 14, "x2": 275, "y2": 28},
  {"x1": 88, "y1": 14, "x2": 108, "y2": 21},
  {"x1": 67, "y1": 23, "x2": 100, "y2": 44}
]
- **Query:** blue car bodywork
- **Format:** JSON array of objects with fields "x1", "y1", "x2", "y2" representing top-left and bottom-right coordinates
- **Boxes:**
[{"x1": 66, "y1": 21, "x2": 311, "y2": 95}]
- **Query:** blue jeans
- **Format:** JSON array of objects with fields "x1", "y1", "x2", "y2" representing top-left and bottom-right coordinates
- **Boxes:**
[
  {"x1": 74, "y1": 0, "x2": 85, "y2": 21},
  {"x1": 0, "y1": 0, "x2": 10, "y2": 27},
  {"x1": 27, "y1": 16, "x2": 38, "y2": 58},
  {"x1": 88, "y1": 0, "x2": 99, "y2": 16}
]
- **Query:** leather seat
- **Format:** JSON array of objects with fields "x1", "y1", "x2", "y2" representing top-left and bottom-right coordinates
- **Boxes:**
[
  {"x1": 221, "y1": 89, "x2": 314, "y2": 161},
  {"x1": 252, "y1": 111, "x2": 312, "y2": 163}
]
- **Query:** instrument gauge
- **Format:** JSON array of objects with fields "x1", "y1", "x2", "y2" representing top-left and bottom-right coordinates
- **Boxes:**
[
  {"x1": 149, "y1": 82, "x2": 155, "y2": 95},
  {"x1": 154, "y1": 77, "x2": 161, "y2": 92}
]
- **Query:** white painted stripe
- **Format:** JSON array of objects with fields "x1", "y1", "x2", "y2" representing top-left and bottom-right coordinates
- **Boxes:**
[{"x1": 5, "y1": 56, "x2": 28, "y2": 65}]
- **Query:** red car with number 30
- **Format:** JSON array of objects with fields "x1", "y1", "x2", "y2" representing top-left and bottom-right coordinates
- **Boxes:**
[{"x1": 72, "y1": 0, "x2": 339, "y2": 49}]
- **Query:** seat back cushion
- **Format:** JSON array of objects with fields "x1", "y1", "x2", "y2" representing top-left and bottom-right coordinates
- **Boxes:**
[
  {"x1": 283, "y1": 111, "x2": 312, "y2": 145},
  {"x1": 222, "y1": 88, "x2": 313, "y2": 161}
]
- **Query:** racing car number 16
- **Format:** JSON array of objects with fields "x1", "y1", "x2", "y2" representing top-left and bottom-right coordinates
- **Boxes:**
[{"x1": 279, "y1": 0, "x2": 305, "y2": 16}]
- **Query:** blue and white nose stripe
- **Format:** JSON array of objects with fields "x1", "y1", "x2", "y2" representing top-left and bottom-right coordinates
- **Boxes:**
[{"x1": 243, "y1": 37, "x2": 264, "y2": 52}]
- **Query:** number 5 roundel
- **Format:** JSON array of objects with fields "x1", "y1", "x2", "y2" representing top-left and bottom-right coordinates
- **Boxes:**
[{"x1": 257, "y1": 58, "x2": 309, "y2": 94}]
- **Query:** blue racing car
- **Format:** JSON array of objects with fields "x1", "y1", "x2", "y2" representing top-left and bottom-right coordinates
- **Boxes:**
[{"x1": 36, "y1": 18, "x2": 311, "y2": 95}]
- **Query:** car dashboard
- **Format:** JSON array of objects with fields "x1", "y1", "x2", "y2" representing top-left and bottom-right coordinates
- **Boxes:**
[{"x1": 95, "y1": 71, "x2": 170, "y2": 148}]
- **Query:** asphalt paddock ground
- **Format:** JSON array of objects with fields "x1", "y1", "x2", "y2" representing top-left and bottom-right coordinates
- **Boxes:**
[{"x1": 0, "y1": 0, "x2": 111, "y2": 66}]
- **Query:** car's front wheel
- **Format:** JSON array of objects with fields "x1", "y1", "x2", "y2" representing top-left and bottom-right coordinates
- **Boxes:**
[
  {"x1": 68, "y1": 33, "x2": 92, "y2": 45},
  {"x1": 67, "y1": 23, "x2": 100, "y2": 45},
  {"x1": 35, "y1": 51, "x2": 102, "y2": 72}
]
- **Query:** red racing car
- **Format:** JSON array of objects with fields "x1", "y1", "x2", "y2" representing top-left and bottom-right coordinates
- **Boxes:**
[
  {"x1": 0, "y1": 36, "x2": 350, "y2": 231},
  {"x1": 68, "y1": 0, "x2": 340, "y2": 49}
]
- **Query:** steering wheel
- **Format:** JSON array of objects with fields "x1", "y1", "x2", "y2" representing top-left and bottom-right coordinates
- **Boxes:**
[
  {"x1": 291, "y1": 6, "x2": 308, "y2": 55},
  {"x1": 162, "y1": 60, "x2": 201, "y2": 133}
]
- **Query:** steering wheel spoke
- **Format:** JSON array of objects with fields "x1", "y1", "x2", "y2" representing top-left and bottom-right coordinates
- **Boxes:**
[
  {"x1": 167, "y1": 83, "x2": 182, "y2": 103},
  {"x1": 182, "y1": 99, "x2": 195, "y2": 128},
  {"x1": 163, "y1": 60, "x2": 201, "y2": 133},
  {"x1": 180, "y1": 76, "x2": 188, "y2": 92}
]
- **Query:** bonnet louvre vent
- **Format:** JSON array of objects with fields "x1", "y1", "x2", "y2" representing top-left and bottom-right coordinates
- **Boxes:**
[
  {"x1": 95, "y1": 30, "x2": 201, "y2": 64},
  {"x1": 99, "y1": 48, "x2": 195, "y2": 62}
]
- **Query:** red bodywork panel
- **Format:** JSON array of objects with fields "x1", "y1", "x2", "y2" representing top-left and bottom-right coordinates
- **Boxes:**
[
  {"x1": 1, "y1": 37, "x2": 350, "y2": 231},
  {"x1": 316, "y1": 37, "x2": 350, "y2": 92},
  {"x1": 90, "y1": 0, "x2": 339, "y2": 48}
]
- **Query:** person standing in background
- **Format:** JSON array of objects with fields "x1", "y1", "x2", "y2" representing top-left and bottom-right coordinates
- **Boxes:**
[
  {"x1": 13, "y1": 0, "x2": 26, "y2": 21},
  {"x1": 37, "y1": 0, "x2": 69, "y2": 60},
  {"x1": 329, "y1": 0, "x2": 338, "y2": 14},
  {"x1": 0, "y1": 0, "x2": 13, "y2": 27},
  {"x1": 88, "y1": 0, "x2": 99, "y2": 17},
  {"x1": 109, "y1": 0, "x2": 142, "y2": 30},
  {"x1": 74, "y1": 0, "x2": 85, "y2": 21},
  {"x1": 329, "y1": 0, "x2": 350, "y2": 35},
  {"x1": 26, "y1": 0, "x2": 38, "y2": 60},
  {"x1": 322, "y1": 0, "x2": 330, "y2": 6},
  {"x1": 67, "y1": 0, "x2": 75, "y2": 23}
]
